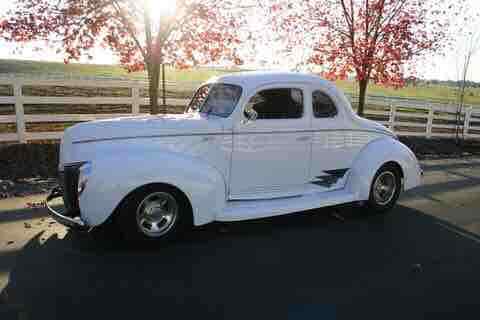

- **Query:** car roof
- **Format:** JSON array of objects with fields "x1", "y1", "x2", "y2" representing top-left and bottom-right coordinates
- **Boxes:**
[
  {"x1": 208, "y1": 70, "x2": 359, "y2": 121},
  {"x1": 211, "y1": 71, "x2": 330, "y2": 90}
]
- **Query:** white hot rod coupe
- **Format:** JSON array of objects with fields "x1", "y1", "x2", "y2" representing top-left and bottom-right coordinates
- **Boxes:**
[{"x1": 46, "y1": 71, "x2": 422, "y2": 243}]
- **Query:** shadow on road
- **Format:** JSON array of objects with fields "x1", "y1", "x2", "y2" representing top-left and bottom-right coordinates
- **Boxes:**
[
  {"x1": 1, "y1": 205, "x2": 480, "y2": 319},
  {"x1": 0, "y1": 207, "x2": 49, "y2": 225},
  {"x1": 421, "y1": 158, "x2": 480, "y2": 173}
]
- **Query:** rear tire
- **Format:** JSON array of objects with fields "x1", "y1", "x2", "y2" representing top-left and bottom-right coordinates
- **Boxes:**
[
  {"x1": 113, "y1": 184, "x2": 192, "y2": 244},
  {"x1": 366, "y1": 164, "x2": 402, "y2": 214}
]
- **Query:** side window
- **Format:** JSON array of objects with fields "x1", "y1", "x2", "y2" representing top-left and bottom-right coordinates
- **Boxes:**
[
  {"x1": 312, "y1": 90, "x2": 338, "y2": 118},
  {"x1": 247, "y1": 88, "x2": 303, "y2": 119}
]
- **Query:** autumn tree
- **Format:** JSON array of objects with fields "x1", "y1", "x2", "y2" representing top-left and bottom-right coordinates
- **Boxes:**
[
  {"x1": 271, "y1": 0, "x2": 467, "y2": 116},
  {"x1": 0, "y1": 0, "x2": 244, "y2": 114},
  {"x1": 454, "y1": 23, "x2": 480, "y2": 142}
]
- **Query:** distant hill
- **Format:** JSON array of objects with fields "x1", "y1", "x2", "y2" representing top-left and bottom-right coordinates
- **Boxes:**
[
  {"x1": 420, "y1": 79, "x2": 480, "y2": 89},
  {"x1": 1, "y1": 59, "x2": 480, "y2": 105},
  {"x1": 0, "y1": 59, "x2": 232, "y2": 81}
]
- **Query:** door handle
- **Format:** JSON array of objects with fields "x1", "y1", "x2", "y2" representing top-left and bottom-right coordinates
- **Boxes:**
[
  {"x1": 296, "y1": 136, "x2": 311, "y2": 141},
  {"x1": 201, "y1": 136, "x2": 214, "y2": 142}
]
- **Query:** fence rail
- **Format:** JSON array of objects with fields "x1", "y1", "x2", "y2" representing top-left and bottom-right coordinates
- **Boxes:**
[{"x1": 0, "y1": 76, "x2": 479, "y2": 142}]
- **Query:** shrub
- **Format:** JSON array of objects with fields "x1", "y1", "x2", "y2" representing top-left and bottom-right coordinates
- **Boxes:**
[{"x1": 0, "y1": 142, "x2": 59, "y2": 180}]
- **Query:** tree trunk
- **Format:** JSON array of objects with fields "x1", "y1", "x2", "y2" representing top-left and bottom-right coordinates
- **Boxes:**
[
  {"x1": 456, "y1": 84, "x2": 466, "y2": 145},
  {"x1": 148, "y1": 63, "x2": 161, "y2": 115},
  {"x1": 161, "y1": 64, "x2": 167, "y2": 111},
  {"x1": 357, "y1": 79, "x2": 368, "y2": 117}
]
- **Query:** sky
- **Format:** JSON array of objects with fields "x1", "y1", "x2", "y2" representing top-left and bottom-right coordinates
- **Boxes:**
[{"x1": 1, "y1": 0, "x2": 480, "y2": 82}]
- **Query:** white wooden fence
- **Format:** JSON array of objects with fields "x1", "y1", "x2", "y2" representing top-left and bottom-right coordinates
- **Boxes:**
[
  {"x1": 351, "y1": 95, "x2": 480, "y2": 139},
  {"x1": 0, "y1": 75, "x2": 479, "y2": 142},
  {"x1": 0, "y1": 76, "x2": 191, "y2": 143}
]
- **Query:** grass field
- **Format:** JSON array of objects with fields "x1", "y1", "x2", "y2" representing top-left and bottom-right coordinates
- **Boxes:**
[
  {"x1": 1, "y1": 59, "x2": 480, "y2": 105},
  {"x1": 0, "y1": 59, "x2": 232, "y2": 82},
  {"x1": 336, "y1": 80, "x2": 480, "y2": 105}
]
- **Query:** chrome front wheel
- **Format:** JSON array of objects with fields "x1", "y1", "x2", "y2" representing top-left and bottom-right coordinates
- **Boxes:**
[
  {"x1": 115, "y1": 184, "x2": 193, "y2": 244},
  {"x1": 136, "y1": 192, "x2": 179, "y2": 238}
]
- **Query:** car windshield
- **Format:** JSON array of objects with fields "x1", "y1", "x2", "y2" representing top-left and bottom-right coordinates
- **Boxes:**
[{"x1": 186, "y1": 83, "x2": 243, "y2": 118}]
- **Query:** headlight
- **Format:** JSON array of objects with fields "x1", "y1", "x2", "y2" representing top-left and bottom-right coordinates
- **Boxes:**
[{"x1": 78, "y1": 161, "x2": 92, "y2": 197}]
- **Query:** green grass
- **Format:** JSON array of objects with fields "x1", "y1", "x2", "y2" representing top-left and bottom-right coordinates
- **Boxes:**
[
  {"x1": 0, "y1": 59, "x2": 232, "y2": 82},
  {"x1": 1, "y1": 59, "x2": 480, "y2": 105},
  {"x1": 335, "y1": 80, "x2": 480, "y2": 105}
]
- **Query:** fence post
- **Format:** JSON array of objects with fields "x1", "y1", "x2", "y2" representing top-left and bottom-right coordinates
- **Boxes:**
[
  {"x1": 464, "y1": 107, "x2": 472, "y2": 139},
  {"x1": 131, "y1": 86, "x2": 140, "y2": 114},
  {"x1": 13, "y1": 81, "x2": 26, "y2": 143},
  {"x1": 426, "y1": 107, "x2": 434, "y2": 138},
  {"x1": 389, "y1": 104, "x2": 396, "y2": 133}
]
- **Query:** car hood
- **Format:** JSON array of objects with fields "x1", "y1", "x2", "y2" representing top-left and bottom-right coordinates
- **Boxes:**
[{"x1": 64, "y1": 113, "x2": 224, "y2": 144}]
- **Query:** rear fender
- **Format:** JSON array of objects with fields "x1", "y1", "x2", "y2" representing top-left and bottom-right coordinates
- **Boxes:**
[{"x1": 346, "y1": 137, "x2": 422, "y2": 200}]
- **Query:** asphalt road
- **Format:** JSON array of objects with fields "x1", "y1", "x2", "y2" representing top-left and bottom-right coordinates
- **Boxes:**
[{"x1": 1, "y1": 157, "x2": 480, "y2": 319}]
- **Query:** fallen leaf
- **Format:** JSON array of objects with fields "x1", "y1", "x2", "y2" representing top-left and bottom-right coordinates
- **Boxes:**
[
  {"x1": 218, "y1": 226, "x2": 229, "y2": 233},
  {"x1": 330, "y1": 212, "x2": 345, "y2": 222},
  {"x1": 411, "y1": 263, "x2": 422, "y2": 273},
  {"x1": 26, "y1": 201, "x2": 45, "y2": 209}
]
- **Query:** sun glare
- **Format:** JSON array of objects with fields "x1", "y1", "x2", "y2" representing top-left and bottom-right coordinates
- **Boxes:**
[{"x1": 146, "y1": 0, "x2": 177, "y2": 17}]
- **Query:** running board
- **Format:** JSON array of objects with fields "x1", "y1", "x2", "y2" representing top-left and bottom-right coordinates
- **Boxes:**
[{"x1": 217, "y1": 189, "x2": 357, "y2": 222}]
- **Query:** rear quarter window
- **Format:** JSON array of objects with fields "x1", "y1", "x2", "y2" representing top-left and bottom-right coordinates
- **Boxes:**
[{"x1": 312, "y1": 91, "x2": 338, "y2": 118}]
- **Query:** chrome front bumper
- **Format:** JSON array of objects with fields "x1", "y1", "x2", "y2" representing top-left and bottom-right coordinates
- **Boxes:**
[{"x1": 45, "y1": 186, "x2": 88, "y2": 231}]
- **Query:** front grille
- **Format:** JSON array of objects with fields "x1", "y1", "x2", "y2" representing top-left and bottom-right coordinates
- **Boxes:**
[{"x1": 61, "y1": 163, "x2": 82, "y2": 217}]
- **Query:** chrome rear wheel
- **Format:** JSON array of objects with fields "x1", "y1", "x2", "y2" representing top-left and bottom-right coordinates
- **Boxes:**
[
  {"x1": 372, "y1": 171, "x2": 397, "y2": 206},
  {"x1": 366, "y1": 163, "x2": 402, "y2": 213}
]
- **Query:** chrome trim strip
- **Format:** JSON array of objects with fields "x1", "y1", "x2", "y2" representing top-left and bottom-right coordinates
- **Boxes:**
[
  {"x1": 227, "y1": 194, "x2": 302, "y2": 202},
  {"x1": 73, "y1": 128, "x2": 392, "y2": 144},
  {"x1": 73, "y1": 132, "x2": 226, "y2": 144}
]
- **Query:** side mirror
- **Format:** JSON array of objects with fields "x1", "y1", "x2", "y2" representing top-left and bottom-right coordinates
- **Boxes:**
[{"x1": 242, "y1": 105, "x2": 258, "y2": 125}]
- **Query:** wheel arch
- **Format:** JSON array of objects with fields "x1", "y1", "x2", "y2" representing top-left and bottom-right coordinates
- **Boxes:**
[
  {"x1": 346, "y1": 137, "x2": 421, "y2": 200},
  {"x1": 110, "y1": 182, "x2": 194, "y2": 225},
  {"x1": 382, "y1": 161, "x2": 404, "y2": 178}
]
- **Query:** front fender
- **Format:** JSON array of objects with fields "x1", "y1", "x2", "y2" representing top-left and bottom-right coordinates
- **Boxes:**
[
  {"x1": 346, "y1": 137, "x2": 422, "y2": 200},
  {"x1": 79, "y1": 150, "x2": 226, "y2": 227}
]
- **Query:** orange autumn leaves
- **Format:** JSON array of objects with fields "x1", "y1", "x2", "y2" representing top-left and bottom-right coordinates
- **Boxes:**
[
  {"x1": 0, "y1": 0, "x2": 467, "y2": 87},
  {"x1": 0, "y1": 0, "x2": 244, "y2": 71}
]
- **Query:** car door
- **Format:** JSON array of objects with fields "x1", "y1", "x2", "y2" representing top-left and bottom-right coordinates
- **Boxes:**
[
  {"x1": 229, "y1": 85, "x2": 311, "y2": 200},
  {"x1": 309, "y1": 89, "x2": 351, "y2": 191}
]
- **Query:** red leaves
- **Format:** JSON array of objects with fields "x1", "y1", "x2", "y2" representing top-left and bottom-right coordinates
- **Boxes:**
[
  {"x1": 234, "y1": 57, "x2": 243, "y2": 65},
  {"x1": 1, "y1": 0, "x2": 465, "y2": 85},
  {"x1": 0, "y1": 0, "x2": 245, "y2": 71},
  {"x1": 270, "y1": 4, "x2": 282, "y2": 12},
  {"x1": 273, "y1": 0, "x2": 466, "y2": 88}
]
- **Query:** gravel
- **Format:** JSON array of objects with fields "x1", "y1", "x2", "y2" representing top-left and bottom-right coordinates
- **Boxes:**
[{"x1": 0, "y1": 178, "x2": 58, "y2": 199}]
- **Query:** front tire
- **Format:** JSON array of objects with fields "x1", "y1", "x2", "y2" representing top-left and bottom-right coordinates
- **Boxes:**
[
  {"x1": 366, "y1": 164, "x2": 402, "y2": 213},
  {"x1": 114, "y1": 184, "x2": 192, "y2": 244}
]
